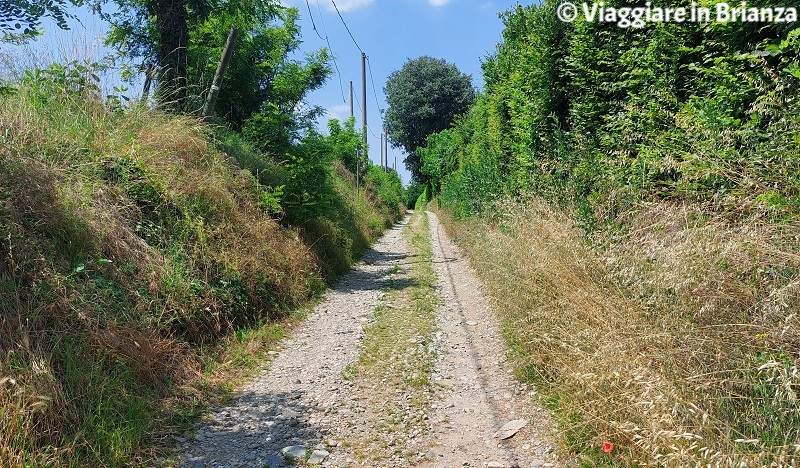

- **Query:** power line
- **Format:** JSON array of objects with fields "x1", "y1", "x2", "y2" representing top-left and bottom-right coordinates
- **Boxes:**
[
  {"x1": 352, "y1": 91, "x2": 380, "y2": 140},
  {"x1": 366, "y1": 55, "x2": 384, "y2": 118},
  {"x1": 326, "y1": 0, "x2": 379, "y2": 141},
  {"x1": 330, "y1": 0, "x2": 363, "y2": 53},
  {"x1": 305, "y1": 0, "x2": 325, "y2": 41},
  {"x1": 310, "y1": 0, "x2": 346, "y2": 103},
  {"x1": 327, "y1": 45, "x2": 347, "y2": 104}
]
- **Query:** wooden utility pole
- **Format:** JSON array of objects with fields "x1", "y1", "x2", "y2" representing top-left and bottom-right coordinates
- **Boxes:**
[
  {"x1": 203, "y1": 27, "x2": 238, "y2": 119},
  {"x1": 384, "y1": 126, "x2": 389, "y2": 171},
  {"x1": 380, "y1": 133, "x2": 384, "y2": 170},
  {"x1": 356, "y1": 148, "x2": 360, "y2": 198},
  {"x1": 349, "y1": 81, "x2": 354, "y2": 118},
  {"x1": 361, "y1": 52, "x2": 367, "y2": 164}
]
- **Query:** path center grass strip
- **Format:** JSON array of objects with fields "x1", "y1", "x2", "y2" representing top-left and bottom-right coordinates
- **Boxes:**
[{"x1": 342, "y1": 211, "x2": 440, "y2": 463}]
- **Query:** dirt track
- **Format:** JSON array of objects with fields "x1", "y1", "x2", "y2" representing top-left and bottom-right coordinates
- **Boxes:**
[{"x1": 178, "y1": 211, "x2": 559, "y2": 468}]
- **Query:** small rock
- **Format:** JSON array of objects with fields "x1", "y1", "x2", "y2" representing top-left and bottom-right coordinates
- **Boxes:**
[
  {"x1": 308, "y1": 449, "x2": 330, "y2": 464},
  {"x1": 264, "y1": 454, "x2": 286, "y2": 468},
  {"x1": 487, "y1": 462, "x2": 505, "y2": 468},
  {"x1": 465, "y1": 321, "x2": 478, "y2": 326},
  {"x1": 530, "y1": 460, "x2": 545, "y2": 468},
  {"x1": 281, "y1": 445, "x2": 308, "y2": 459},
  {"x1": 425, "y1": 450, "x2": 441, "y2": 460},
  {"x1": 493, "y1": 419, "x2": 527, "y2": 440}
]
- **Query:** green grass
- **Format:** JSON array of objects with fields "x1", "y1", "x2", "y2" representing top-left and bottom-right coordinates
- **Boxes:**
[
  {"x1": 0, "y1": 76, "x2": 403, "y2": 467},
  {"x1": 342, "y1": 211, "x2": 440, "y2": 462}
]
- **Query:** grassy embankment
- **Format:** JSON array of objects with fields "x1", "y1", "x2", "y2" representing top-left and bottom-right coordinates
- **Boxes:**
[
  {"x1": 435, "y1": 199, "x2": 800, "y2": 465},
  {"x1": 0, "y1": 81, "x2": 402, "y2": 466}
]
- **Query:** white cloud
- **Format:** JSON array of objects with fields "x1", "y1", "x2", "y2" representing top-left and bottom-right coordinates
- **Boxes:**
[
  {"x1": 326, "y1": 103, "x2": 353, "y2": 122},
  {"x1": 428, "y1": 0, "x2": 452, "y2": 6}
]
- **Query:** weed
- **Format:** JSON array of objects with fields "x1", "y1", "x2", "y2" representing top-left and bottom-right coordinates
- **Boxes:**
[
  {"x1": 436, "y1": 199, "x2": 800, "y2": 465},
  {"x1": 0, "y1": 72, "x2": 402, "y2": 466}
]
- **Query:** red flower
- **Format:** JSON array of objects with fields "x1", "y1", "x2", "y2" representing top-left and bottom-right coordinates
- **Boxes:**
[{"x1": 602, "y1": 442, "x2": 614, "y2": 453}]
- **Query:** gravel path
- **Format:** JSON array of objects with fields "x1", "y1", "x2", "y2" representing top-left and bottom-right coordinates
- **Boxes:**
[
  {"x1": 178, "y1": 211, "x2": 559, "y2": 468},
  {"x1": 421, "y1": 211, "x2": 559, "y2": 468},
  {"x1": 180, "y1": 216, "x2": 412, "y2": 468}
]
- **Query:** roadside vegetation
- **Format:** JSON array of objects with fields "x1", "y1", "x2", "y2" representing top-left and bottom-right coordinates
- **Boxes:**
[
  {"x1": 0, "y1": 2, "x2": 405, "y2": 465},
  {"x1": 408, "y1": 0, "x2": 800, "y2": 464}
]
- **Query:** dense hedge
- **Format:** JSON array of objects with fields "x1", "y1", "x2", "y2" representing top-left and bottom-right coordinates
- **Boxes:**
[{"x1": 422, "y1": 1, "x2": 800, "y2": 221}]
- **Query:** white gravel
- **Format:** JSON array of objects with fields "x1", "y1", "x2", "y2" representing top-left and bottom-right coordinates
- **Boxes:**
[{"x1": 178, "y1": 211, "x2": 559, "y2": 468}]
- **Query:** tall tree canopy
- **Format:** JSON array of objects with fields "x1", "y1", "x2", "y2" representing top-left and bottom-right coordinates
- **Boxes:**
[{"x1": 383, "y1": 56, "x2": 475, "y2": 181}]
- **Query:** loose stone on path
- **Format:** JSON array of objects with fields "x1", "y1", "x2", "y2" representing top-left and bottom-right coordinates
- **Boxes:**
[{"x1": 178, "y1": 216, "x2": 412, "y2": 467}]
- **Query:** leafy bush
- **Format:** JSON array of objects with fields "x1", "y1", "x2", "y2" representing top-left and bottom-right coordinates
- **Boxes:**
[
  {"x1": 0, "y1": 68, "x2": 403, "y2": 465},
  {"x1": 419, "y1": 0, "x2": 800, "y2": 220}
]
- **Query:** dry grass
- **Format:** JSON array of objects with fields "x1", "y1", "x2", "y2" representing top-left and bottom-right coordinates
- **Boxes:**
[
  {"x1": 436, "y1": 198, "x2": 800, "y2": 465},
  {"x1": 0, "y1": 75, "x2": 386, "y2": 465}
]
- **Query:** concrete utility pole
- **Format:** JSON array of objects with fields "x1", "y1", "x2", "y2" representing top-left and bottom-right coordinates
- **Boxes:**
[
  {"x1": 203, "y1": 27, "x2": 238, "y2": 119},
  {"x1": 349, "y1": 81, "x2": 354, "y2": 118},
  {"x1": 361, "y1": 52, "x2": 367, "y2": 164}
]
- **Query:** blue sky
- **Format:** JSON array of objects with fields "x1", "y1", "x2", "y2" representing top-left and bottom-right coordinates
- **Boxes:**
[
  {"x1": 283, "y1": 0, "x2": 515, "y2": 183},
  {"x1": 1, "y1": 0, "x2": 521, "y2": 185}
]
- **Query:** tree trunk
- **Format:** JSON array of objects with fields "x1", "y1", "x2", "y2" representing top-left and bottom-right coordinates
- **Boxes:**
[{"x1": 156, "y1": 0, "x2": 188, "y2": 111}]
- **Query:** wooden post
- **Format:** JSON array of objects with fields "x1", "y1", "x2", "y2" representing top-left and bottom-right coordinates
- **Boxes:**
[
  {"x1": 142, "y1": 63, "x2": 156, "y2": 101},
  {"x1": 356, "y1": 148, "x2": 360, "y2": 199},
  {"x1": 349, "y1": 81, "x2": 354, "y2": 118},
  {"x1": 202, "y1": 27, "x2": 239, "y2": 120}
]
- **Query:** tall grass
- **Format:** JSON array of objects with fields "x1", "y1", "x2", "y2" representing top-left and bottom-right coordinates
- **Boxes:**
[
  {"x1": 0, "y1": 69, "x2": 400, "y2": 465},
  {"x1": 436, "y1": 199, "x2": 800, "y2": 465}
]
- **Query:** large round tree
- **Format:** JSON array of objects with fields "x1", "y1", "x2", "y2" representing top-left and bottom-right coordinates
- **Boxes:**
[{"x1": 384, "y1": 56, "x2": 475, "y2": 181}]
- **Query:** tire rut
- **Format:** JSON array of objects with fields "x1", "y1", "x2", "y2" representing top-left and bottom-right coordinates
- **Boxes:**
[
  {"x1": 178, "y1": 211, "x2": 559, "y2": 468},
  {"x1": 421, "y1": 211, "x2": 559, "y2": 468}
]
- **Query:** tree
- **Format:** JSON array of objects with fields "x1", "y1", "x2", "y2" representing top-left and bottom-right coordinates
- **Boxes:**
[
  {"x1": 1, "y1": 0, "x2": 83, "y2": 37},
  {"x1": 105, "y1": 0, "x2": 214, "y2": 110},
  {"x1": 383, "y1": 56, "x2": 475, "y2": 181}
]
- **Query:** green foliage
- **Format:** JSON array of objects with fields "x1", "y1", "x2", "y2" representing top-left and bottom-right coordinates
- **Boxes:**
[
  {"x1": 281, "y1": 129, "x2": 336, "y2": 223},
  {"x1": 327, "y1": 117, "x2": 364, "y2": 175},
  {"x1": 384, "y1": 56, "x2": 475, "y2": 181},
  {"x1": 0, "y1": 0, "x2": 82, "y2": 37},
  {"x1": 421, "y1": 0, "x2": 800, "y2": 221},
  {"x1": 414, "y1": 186, "x2": 428, "y2": 211},
  {"x1": 105, "y1": 0, "x2": 330, "y2": 115},
  {"x1": 0, "y1": 67, "x2": 404, "y2": 466},
  {"x1": 365, "y1": 164, "x2": 404, "y2": 221},
  {"x1": 404, "y1": 180, "x2": 425, "y2": 208},
  {"x1": 190, "y1": 3, "x2": 332, "y2": 131}
]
